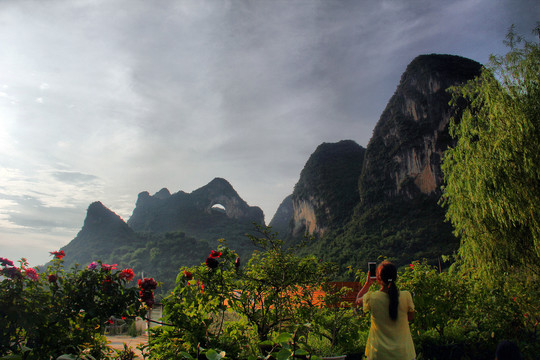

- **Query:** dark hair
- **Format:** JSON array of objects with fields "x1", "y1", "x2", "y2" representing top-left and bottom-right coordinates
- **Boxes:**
[
  {"x1": 495, "y1": 340, "x2": 522, "y2": 360},
  {"x1": 377, "y1": 261, "x2": 399, "y2": 321}
]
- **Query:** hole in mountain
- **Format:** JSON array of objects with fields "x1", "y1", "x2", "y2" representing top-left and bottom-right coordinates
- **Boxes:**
[{"x1": 211, "y1": 204, "x2": 226, "y2": 213}]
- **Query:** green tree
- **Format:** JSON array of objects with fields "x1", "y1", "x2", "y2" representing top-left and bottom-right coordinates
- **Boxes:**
[{"x1": 441, "y1": 25, "x2": 540, "y2": 278}]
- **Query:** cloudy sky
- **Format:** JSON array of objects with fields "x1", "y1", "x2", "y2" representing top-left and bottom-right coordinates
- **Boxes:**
[{"x1": 0, "y1": 0, "x2": 538, "y2": 267}]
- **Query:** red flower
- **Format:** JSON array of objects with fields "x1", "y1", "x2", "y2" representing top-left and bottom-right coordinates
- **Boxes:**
[
  {"x1": 184, "y1": 270, "x2": 193, "y2": 280},
  {"x1": 198, "y1": 280, "x2": 205, "y2": 294},
  {"x1": 50, "y1": 250, "x2": 65, "y2": 259},
  {"x1": 210, "y1": 250, "x2": 222, "y2": 258},
  {"x1": 138, "y1": 278, "x2": 158, "y2": 291},
  {"x1": 0, "y1": 257, "x2": 14, "y2": 267},
  {"x1": 138, "y1": 278, "x2": 157, "y2": 307},
  {"x1": 120, "y1": 268, "x2": 135, "y2": 281},
  {"x1": 48, "y1": 274, "x2": 58, "y2": 283},
  {"x1": 25, "y1": 268, "x2": 39, "y2": 281},
  {"x1": 206, "y1": 256, "x2": 219, "y2": 269},
  {"x1": 101, "y1": 263, "x2": 118, "y2": 271},
  {"x1": 410, "y1": 263, "x2": 414, "y2": 269}
]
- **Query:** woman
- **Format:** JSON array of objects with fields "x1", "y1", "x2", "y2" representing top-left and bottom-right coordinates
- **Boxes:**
[{"x1": 356, "y1": 261, "x2": 416, "y2": 360}]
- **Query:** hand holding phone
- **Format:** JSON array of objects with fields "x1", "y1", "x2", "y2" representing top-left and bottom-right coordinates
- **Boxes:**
[{"x1": 368, "y1": 262, "x2": 377, "y2": 279}]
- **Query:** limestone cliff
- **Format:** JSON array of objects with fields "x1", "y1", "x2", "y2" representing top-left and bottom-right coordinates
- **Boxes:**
[
  {"x1": 274, "y1": 54, "x2": 482, "y2": 268},
  {"x1": 288, "y1": 140, "x2": 366, "y2": 237},
  {"x1": 359, "y1": 54, "x2": 482, "y2": 205}
]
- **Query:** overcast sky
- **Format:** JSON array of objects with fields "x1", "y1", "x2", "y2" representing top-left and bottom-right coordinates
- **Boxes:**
[{"x1": 0, "y1": 0, "x2": 538, "y2": 267}]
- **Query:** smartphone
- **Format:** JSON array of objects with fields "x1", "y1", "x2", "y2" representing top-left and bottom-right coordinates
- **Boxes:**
[{"x1": 368, "y1": 262, "x2": 377, "y2": 279}]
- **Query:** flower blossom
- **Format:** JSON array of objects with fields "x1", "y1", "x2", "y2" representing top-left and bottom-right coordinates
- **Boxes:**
[
  {"x1": 1, "y1": 267, "x2": 21, "y2": 279},
  {"x1": 183, "y1": 270, "x2": 193, "y2": 280},
  {"x1": 0, "y1": 257, "x2": 14, "y2": 267},
  {"x1": 25, "y1": 268, "x2": 39, "y2": 281},
  {"x1": 101, "y1": 263, "x2": 118, "y2": 271},
  {"x1": 235, "y1": 257, "x2": 241, "y2": 268},
  {"x1": 206, "y1": 256, "x2": 219, "y2": 269},
  {"x1": 48, "y1": 274, "x2": 58, "y2": 283},
  {"x1": 120, "y1": 268, "x2": 135, "y2": 281},
  {"x1": 50, "y1": 250, "x2": 65, "y2": 259},
  {"x1": 138, "y1": 278, "x2": 158, "y2": 291},
  {"x1": 138, "y1": 278, "x2": 158, "y2": 307},
  {"x1": 87, "y1": 261, "x2": 98, "y2": 270},
  {"x1": 210, "y1": 250, "x2": 222, "y2": 258}
]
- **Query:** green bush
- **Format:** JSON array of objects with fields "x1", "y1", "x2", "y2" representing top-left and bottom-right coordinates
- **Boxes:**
[{"x1": 0, "y1": 254, "x2": 150, "y2": 359}]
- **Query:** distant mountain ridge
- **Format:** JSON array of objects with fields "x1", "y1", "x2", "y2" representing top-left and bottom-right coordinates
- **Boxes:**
[
  {"x1": 59, "y1": 178, "x2": 265, "y2": 292},
  {"x1": 128, "y1": 177, "x2": 263, "y2": 234}
]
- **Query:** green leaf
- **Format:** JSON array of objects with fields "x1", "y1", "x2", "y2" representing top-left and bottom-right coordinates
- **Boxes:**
[
  {"x1": 274, "y1": 332, "x2": 292, "y2": 344},
  {"x1": 294, "y1": 349, "x2": 309, "y2": 356},
  {"x1": 276, "y1": 348, "x2": 293, "y2": 360},
  {"x1": 179, "y1": 351, "x2": 195, "y2": 359},
  {"x1": 1, "y1": 355, "x2": 24, "y2": 360},
  {"x1": 205, "y1": 349, "x2": 223, "y2": 360}
]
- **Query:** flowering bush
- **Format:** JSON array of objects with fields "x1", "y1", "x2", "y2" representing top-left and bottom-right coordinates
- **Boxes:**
[
  {"x1": 0, "y1": 252, "x2": 155, "y2": 359},
  {"x1": 147, "y1": 226, "x2": 341, "y2": 359}
]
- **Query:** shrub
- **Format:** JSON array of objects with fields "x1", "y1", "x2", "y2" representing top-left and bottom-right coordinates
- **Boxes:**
[{"x1": 0, "y1": 254, "x2": 152, "y2": 359}]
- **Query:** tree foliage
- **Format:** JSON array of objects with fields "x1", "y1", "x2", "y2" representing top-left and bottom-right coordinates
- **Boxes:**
[{"x1": 441, "y1": 25, "x2": 540, "y2": 278}]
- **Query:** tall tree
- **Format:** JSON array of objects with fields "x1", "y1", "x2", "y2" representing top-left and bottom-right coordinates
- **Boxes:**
[{"x1": 441, "y1": 25, "x2": 540, "y2": 278}]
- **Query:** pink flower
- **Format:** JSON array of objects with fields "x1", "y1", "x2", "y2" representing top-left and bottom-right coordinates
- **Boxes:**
[
  {"x1": 101, "y1": 263, "x2": 118, "y2": 271},
  {"x1": 50, "y1": 250, "x2": 65, "y2": 259},
  {"x1": 25, "y1": 268, "x2": 39, "y2": 281},
  {"x1": 120, "y1": 268, "x2": 135, "y2": 281},
  {"x1": 87, "y1": 261, "x2": 98, "y2": 270}
]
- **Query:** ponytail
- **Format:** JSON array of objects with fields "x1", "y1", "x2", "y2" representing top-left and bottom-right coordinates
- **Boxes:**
[
  {"x1": 387, "y1": 279, "x2": 399, "y2": 321},
  {"x1": 377, "y1": 261, "x2": 399, "y2": 321}
]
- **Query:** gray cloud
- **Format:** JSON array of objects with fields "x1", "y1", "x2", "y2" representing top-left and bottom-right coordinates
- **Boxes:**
[
  {"x1": 0, "y1": 0, "x2": 538, "y2": 266},
  {"x1": 51, "y1": 171, "x2": 100, "y2": 184}
]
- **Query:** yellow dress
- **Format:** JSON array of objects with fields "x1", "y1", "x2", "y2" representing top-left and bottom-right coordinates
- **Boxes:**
[{"x1": 363, "y1": 290, "x2": 416, "y2": 360}]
